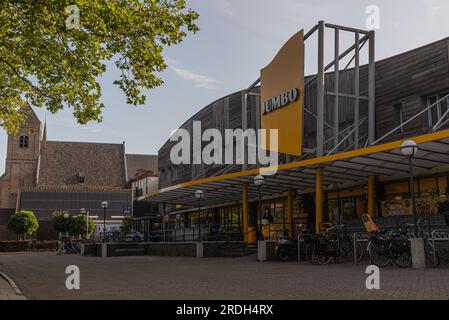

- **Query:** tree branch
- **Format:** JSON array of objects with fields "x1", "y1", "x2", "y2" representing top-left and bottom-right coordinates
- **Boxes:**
[{"x1": 0, "y1": 56, "x2": 52, "y2": 100}]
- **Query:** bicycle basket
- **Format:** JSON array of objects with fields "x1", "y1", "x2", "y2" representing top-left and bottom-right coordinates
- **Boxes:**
[{"x1": 362, "y1": 214, "x2": 379, "y2": 233}]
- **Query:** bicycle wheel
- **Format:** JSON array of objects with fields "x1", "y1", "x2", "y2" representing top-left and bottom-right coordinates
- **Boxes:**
[
  {"x1": 305, "y1": 243, "x2": 314, "y2": 262},
  {"x1": 310, "y1": 243, "x2": 332, "y2": 265},
  {"x1": 340, "y1": 240, "x2": 363, "y2": 262},
  {"x1": 367, "y1": 241, "x2": 391, "y2": 267},
  {"x1": 393, "y1": 250, "x2": 411, "y2": 268},
  {"x1": 276, "y1": 247, "x2": 290, "y2": 262},
  {"x1": 424, "y1": 240, "x2": 440, "y2": 267}
]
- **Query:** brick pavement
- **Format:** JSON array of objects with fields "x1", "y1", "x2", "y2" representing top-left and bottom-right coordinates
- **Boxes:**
[
  {"x1": 0, "y1": 270, "x2": 27, "y2": 300},
  {"x1": 0, "y1": 252, "x2": 448, "y2": 300}
]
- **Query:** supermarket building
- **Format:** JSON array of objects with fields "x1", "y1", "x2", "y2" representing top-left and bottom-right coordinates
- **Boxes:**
[{"x1": 140, "y1": 21, "x2": 449, "y2": 243}]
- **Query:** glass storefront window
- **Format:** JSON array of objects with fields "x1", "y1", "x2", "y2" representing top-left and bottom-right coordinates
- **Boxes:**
[
  {"x1": 326, "y1": 196, "x2": 359, "y2": 223},
  {"x1": 381, "y1": 174, "x2": 449, "y2": 217}
]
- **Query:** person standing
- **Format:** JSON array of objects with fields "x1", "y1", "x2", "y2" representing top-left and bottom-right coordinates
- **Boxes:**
[{"x1": 437, "y1": 194, "x2": 449, "y2": 226}]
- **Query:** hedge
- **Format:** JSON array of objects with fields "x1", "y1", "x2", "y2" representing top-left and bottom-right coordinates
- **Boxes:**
[{"x1": 0, "y1": 240, "x2": 58, "y2": 252}]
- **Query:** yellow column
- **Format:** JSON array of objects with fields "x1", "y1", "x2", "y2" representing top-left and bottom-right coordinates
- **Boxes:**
[
  {"x1": 287, "y1": 189, "x2": 293, "y2": 236},
  {"x1": 242, "y1": 182, "x2": 249, "y2": 243},
  {"x1": 315, "y1": 167, "x2": 324, "y2": 234},
  {"x1": 368, "y1": 175, "x2": 376, "y2": 217}
]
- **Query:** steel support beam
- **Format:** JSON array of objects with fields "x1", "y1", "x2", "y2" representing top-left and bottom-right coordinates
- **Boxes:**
[
  {"x1": 325, "y1": 23, "x2": 369, "y2": 35},
  {"x1": 368, "y1": 175, "x2": 376, "y2": 217},
  {"x1": 315, "y1": 167, "x2": 324, "y2": 233},
  {"x1": 316, "y1": 20, "x2": 325, "y2": 157},
  {"x1": 287, "y1": 189, "x2": 294, "y2": 236},
  {"x1": 334, "y1": 29, "x2": 340, "y2": 149},
  {"x1": 305, "y1": 34, "x2": 369, "y2": 88},
  {"x1": 241, "y1": 91, "x2": 248, "y2": 170},
  {"x1": 304, "y1": 24, "x2": 318, "y2": 40},
  {"x1": 354, "y1": 31, "x2": 360, "y2": 149},
  {"x1": 368, "y1": 30, "x2": 376, "y2": 144},
  {"x1": 242, "y1": 182, "x2": 249, "y2": 243}
]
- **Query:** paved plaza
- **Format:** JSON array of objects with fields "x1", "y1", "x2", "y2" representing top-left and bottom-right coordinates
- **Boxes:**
[{"x1": 0, "y1": 252, "x2": 448, "y2": 300}]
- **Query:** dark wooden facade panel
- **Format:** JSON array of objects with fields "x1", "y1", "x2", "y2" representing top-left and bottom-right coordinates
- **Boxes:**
[{"x1": 159, "y1": 37, "x2": 449, "y2": 188}]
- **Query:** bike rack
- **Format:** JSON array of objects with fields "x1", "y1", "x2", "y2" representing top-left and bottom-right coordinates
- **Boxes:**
[
  {"x1": 352, "y1": 229, "x2": 449, "y2": 265},
  {"x1": 431, "y1": 229, "x2": 449, "y2": 264},
  {"x1": 352, "y1": 232, "x2": 369, "y2": 264}
]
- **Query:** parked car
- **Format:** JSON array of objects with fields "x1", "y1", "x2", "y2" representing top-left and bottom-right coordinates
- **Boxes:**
[{"x1": 125, "y1": 231, "x2": 144, "y2": 242}]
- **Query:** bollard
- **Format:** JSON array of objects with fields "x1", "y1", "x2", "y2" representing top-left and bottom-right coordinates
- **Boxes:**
[
  {"x1": 410, "y1": 237, "x2": 425, "y2": 269},
  {"x1": 257, "y1": 241, "x2": 267, "y2": 261},
  {"x1": 101, "y1": 243, "x2": 108, "y2": 258},
  {"x1": 196, "y1": 242, "x2": 203, "y2": 258}
]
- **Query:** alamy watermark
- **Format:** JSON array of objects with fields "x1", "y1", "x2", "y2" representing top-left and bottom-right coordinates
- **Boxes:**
[
  {"x1": 365, "y1": 5, "x2": 380, "y2": 30},
  {"x1": 65, "y1": 5, "x2": 80, "y2": 30},
  {"x1": 65, "y1": 265, "x2": 80, "y2": 290},
  {"x1": 169, "y1": 121, "x2": 280, "y2": 175},
  {"x1": 365, "y1": 265, "x2": 380, "y2": 290}
]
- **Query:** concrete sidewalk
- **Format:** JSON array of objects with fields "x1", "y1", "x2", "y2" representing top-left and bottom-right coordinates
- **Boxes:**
[{"x1": 0, "y1": 271, "x2": 27, "y2": 300}]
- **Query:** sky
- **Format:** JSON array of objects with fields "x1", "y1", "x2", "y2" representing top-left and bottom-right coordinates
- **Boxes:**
[{"x1": 2, "y1": 0, "x2": 449, "y2": 173}]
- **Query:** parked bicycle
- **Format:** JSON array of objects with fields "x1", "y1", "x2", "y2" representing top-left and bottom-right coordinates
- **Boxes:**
[
  {"x1": 365, "y1": 214, "x2": 440, "y2": 268},
  {"x1": 274, "y1": 225, "x2": 315, "y2": 262},
  {"x1": 366, "y1": 226, "x2": 411, "y2": 268},
  {"x1": 403, "y1": 217, "x2": 440, "y2": 267},
  {"x1": 309, "y1": 224, "x2": 363, "y2": 265},
  {"x1": 57, "y1": 236, "x2": 81, "y2": 255}
]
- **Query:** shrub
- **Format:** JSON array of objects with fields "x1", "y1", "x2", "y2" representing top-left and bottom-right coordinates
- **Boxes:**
[
  {"x1": 7, "y1": 210, "x2": 39, "y2": 240},
  {"x1": 69, "y1": 214, "x2": 95, "y2": 237},
  {"x1": 120, "y1": 215, "x2": 134, "y2": 233},
  {"x1": 52, "y1": 211, "x2": 95, "y2": 237},
  {"x1": 0, "y1": 240, "x2": 58, "y2": 252},
  {"x1": 51, "y1": 211, "x2": 71, "y2": 233}
]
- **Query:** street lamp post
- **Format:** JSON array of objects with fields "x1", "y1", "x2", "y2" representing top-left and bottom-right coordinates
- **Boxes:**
[
  {"x1": 400, "y1": 140, "x2": 419, "y2": 236},
  {"x1": 195, "y1": 190, "x2": 204, "y2": 241},
  {"x1": 80, "y1": 208, "x2": 89, "y2": 240},
  {"x1": 101, "y1": 201, "x2": 108, "y2": 242},
  {"x1": 63, "y1": 212, "x2": 70, "y2": 239},
  {"x1": 254, "y1": 175, "x2": 265, "y2": 240},
  {"x1": 401, "y1": 140, "x2": 425, "y2": 268}
]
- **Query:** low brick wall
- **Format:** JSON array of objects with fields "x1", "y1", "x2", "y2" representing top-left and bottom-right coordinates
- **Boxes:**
[
  {"x1": 83, "y1": 241, "x2": 250, "y2": 258},
  {"x1": 202, "y1": 241, "x2": 246, "y2": 257},
  {"x1": 144, "y1": 242, "x2": 197, "y2": 257},
  {"x1": 83, "y1": 242, "x2": 198, "y2": 257},
  {"x1": 0, "y1": 240, "x2": 58, "y2": 252},
  {"x1": 107, "y1": 243, "x2": 146, "y2": 257},
  {"x1": 258, "y1": 241, "x2": 315, "y2": 261}
]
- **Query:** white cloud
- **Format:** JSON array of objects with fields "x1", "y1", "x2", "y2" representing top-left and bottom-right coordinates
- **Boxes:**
[
  {"x1": 166, "y1": 58, "x2": 222, "y2": 90},
  {"x1": 43, "y1": 111, "x2": 110, "y2": 135}
]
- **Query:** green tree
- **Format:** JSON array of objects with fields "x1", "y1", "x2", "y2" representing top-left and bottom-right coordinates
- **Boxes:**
[
  {"x1": 69, "y1": 214, "x2": 95, "y2": 237},
  {"x1": 51, "y1": 211, "x2": 72, "y2": 233},
  {"x1": 52, "y1": 211, "x2": 95, "y2": 237},
  {"x1": 7, "y1": 210, "x2": 39, "y2": 240},
  {"x1": 120, "y1": 215, "x2": 134, "y2": 233},
  {"x1": 0, "y1": 1, "x2": 199, "y2": 133}
]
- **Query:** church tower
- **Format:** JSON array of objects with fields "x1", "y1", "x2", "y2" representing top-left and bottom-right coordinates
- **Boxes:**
[{"x1": 0, "y1": 106, "x2": 42, "y2": 209}]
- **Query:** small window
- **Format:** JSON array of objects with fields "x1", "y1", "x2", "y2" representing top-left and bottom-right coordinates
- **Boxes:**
[
  {"x1": 393, "y1": 103, "x2": 404, "y2": 133},
  {"x1": 427, "y1": 91, "x2": 449, "y2": 128},
  {"x1": 19, "y1": 136, "x2": 29, "y2": 148},
  {"x1": 160, "y1": 169, "x2": 165, "y2": 186},
  {"x1": 78, "y1": 172, "x2": 85, "y2": 184},
  {"x1": 172, "y1": 166, "x2": 178, "y2": 181},
  {"x1": 166, "y1": 168, "x2": 171, "y2": 184}
]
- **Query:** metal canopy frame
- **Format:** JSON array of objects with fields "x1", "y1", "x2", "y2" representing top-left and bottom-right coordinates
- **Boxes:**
[
  {"x1": 147, "y1": 22, "x2": 449, "y2": 211},
  {"x1": 372, "y1": 92, "x2": 449, "y2": 145},
  {"x1": 242, "y1": 21, "x2": 376, "y2": 162},
  {"x1": 146, "y1": 130, "x2": 449, "y2": 208}
]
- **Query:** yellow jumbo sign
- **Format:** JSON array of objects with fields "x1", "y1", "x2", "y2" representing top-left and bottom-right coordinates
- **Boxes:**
[{"x1": 261, "y1": 29, "x2": 304, "y2": 156}]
